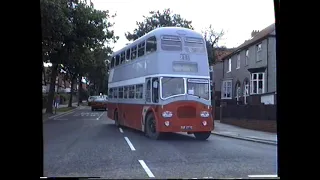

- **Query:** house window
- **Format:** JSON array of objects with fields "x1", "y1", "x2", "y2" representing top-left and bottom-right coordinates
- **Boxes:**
[
  {"x1": 256, "y1": 43, "x2": 262, "y2": 62},
  {"x1": 227, "y1": 58, "x2": 231, "y2": 72},
  {"x1": 235, "y1": 82, "x2": 241, "y2": 102},
  {"x1": 250, "y1": 73, "x2": 265, "y2": 94},
  {"x1": 222, "y1": 80, "x2": 232, "y2": 99},
  {"x1": 236, "y1": 54, "x2": 240, "y2": 69},
  {"x1": 243, "y1": 80, "x2": 249, "y2": 104},
  {"x1": 245, "y1": 50, "x2": 249, "y2": 66}
]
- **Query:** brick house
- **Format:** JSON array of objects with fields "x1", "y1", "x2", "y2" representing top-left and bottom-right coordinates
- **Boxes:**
[{"x1": 213, "y1": 23, "x2": 277, "y2": 106}]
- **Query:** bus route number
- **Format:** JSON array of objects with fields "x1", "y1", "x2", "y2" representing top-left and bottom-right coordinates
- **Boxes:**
[{"x1": 180, "y1": 54, "x2": 190, "y2": 61}]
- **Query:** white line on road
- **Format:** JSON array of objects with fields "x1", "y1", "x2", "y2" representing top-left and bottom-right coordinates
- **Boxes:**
[
  {"x1": 119, "y1": 128, "x2": 123, "y2": 133},
  {"x1": 138, "y1": 160, "x2": 155, "y2": 178},
  {"x1": 52, "y1": 110, "x2": 75, "y2": 120},
  {"x1": 53, "y1": 119, "x2": 69, "y2": 121},
  {"x1": 248, "y1": 175, "x2": 278, "y2": 178},
  {"x1": 124, "y1": 137, "x2": 136, "y2": 151},
  {"x1": 96, "y1": 112, "x2": 105, "y2": 120}
]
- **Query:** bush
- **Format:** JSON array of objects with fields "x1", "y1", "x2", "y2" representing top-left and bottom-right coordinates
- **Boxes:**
[{"x1": 59, "y1": 93, "x2": 70, "y2": 104}]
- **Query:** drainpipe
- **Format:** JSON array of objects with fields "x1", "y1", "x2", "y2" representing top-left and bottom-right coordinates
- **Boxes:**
[{"x1": 266, "y1": 38, "x2": 269, "y2": 92}]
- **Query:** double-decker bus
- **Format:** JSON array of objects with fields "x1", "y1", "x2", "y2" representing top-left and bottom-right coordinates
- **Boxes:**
[{"x1": 107, "y1": 27, "x2": 214, "y2": 140}]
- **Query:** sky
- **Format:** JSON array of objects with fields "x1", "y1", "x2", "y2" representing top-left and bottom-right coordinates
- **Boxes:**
[
  {"x1": 44, "y1": 0, "x2": 275, "y2": 67},
  {"x1": 92, "y1": 0, "x2": 275, "y2": 52}
]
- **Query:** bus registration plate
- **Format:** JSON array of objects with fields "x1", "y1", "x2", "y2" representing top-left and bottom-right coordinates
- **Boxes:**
[{"x1": 181, "y1": 126, "x2": 193, "y2": 130}]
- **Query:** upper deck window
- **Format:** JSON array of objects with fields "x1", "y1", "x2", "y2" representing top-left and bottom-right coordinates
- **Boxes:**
[
  {"x1": 120, "y1": 51, "x2": 125, "y2": 64},
  {"x1": 131, "y1": 45, "x2": 137, "y2": 60},
  {"x1": 126, "y1": 49, "x2": 131, "y2": 62},
  {"x1": 184, "y1": 37, "x2": 205, "y2": 53},
  {"x1": 115, "y1": 54, "x2": 120, "y2": 66},
  {"x1": 110, "y1": 56, "x2": 115, "y2": 68},
  {"x1": 161, "y1": 35, "x2": 182, "y2": 51},
  {"x1": 138, "y1": 41, "x2": 145, "y2": 57},
  {"x1": 146, "y1": 36, "x2": 157, "y2": 54}
]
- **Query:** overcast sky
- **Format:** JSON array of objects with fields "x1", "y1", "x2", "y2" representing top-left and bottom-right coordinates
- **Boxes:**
[
  {"x1": 92, "y1": 0, "x2": 275, "y2": 51},
  {"x1": 44, "y1": 0, "x2": 275, "y2": 67}
]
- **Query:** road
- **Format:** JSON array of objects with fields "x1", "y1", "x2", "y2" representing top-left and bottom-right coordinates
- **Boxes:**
[{"x1": 43, "y1": 106, "x2": 278, "y2": 179}]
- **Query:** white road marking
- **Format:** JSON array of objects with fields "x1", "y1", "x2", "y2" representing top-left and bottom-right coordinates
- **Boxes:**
[
  {"x1": 248, "y1": 175, "x2": 278, "y2": 178},
  {"x1": 96, "y1": 112, "x2": 105, "y2": 120},
  {"x1": 119, "y1": 128, "x2": 123, "y2": 133},
  {"x1": 50, "y1": 110, "x2": 75, "y2": 119},
  {"x1": 124, "y1": 137, "x2": 136, "y2": 151},
  {"x1": 53, "y1": 118, "x2": 69, "y2": 120},
  {"x1": 138, "y1": 160, "x2": 155, "y2": 178}
]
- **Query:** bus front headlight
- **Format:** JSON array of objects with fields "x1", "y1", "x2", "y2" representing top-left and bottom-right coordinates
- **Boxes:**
[
  {"x1": 200, "y1": 111, "x2": 209, "y2": 118},
  {"x1": 162, "y1": 111, "x2": 173, "y2": 118}
]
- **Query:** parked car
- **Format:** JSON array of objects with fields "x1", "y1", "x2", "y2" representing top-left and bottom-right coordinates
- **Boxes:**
[
  {"x1": 91, "y1": 97, "x2": 108, "y2": 111},
  {"x1": 88, "y1": 96, "x2": 97, "y2": 106}
]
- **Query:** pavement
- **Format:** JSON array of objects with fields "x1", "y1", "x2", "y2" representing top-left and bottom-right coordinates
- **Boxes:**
[
  {"x1": 42, "y1": 102, "x2": 79, "y2": 114},
  {"x1": 43, "y1": 106, "x2": 278, "y2": 179},
  {"x1": 212, "y1": 120, "x2": 277, "y2": 145}
]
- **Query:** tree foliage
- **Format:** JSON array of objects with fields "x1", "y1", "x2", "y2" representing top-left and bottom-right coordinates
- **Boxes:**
[
  {"x1": 125, "y1": 8, "x2": 193, "y2": 41},
  {"x1": 202, "y1": 25, "x2": 225, "y2": 65},
  {"x1": 41, "y1": 0, "x2": 117, "y2": 113}
]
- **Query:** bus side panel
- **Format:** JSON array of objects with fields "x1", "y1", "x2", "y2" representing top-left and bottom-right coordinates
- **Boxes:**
[
  {"x1": 107, "y1": 102, "x2": 117, "y2": 120},
  {"x1": 121, "y1": 103, "x2": 144, "y2": 131}
]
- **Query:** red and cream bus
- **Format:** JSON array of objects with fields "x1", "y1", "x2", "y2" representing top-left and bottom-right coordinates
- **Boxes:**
[{"x1": 107, "y1": 27, "x2": 214, "y2": 140}]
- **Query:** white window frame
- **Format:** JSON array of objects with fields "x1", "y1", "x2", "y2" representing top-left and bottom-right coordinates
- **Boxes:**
[
  {"x1": 235, "y1": 83, "x2": 241, "y2": 101},
  {"x1": 243, "y1": 82, "x2": 249, "y2": 104},
  {"x1": 250, "y1": 72, "x2": 265, "y2": 95},
  {"x1": 227, "y1": 58, "x2": 231, "y2": 73},
  {"x1": 236, "y1": 54, "x2": 240, "y2": 69},
  {"x1": 221, "y1": 80, "x2": 232, "y2": 99},
  {"x1": 245, "y1": 49, "x2": 249, "y2": 66},
  {"x1": 256, "y1": 43, "x2": 262, "y2": 62}
]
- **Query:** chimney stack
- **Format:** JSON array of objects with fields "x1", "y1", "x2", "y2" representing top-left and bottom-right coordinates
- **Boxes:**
[{"x1": 251, "y1": 30, "x2": 260, "y2": 37}]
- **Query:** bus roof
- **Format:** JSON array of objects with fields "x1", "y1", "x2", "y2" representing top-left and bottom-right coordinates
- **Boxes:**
[{"x1": 113, "y1": 27, "x2": 203, "y2": 55}]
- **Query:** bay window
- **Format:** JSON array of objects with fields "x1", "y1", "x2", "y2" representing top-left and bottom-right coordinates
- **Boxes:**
[{"x1": 250, "y1": 73, "x2": 265, "y2": 94}]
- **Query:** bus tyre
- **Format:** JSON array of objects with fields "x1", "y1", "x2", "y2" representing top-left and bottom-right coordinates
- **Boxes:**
[
  {"x1": 194, "y1": 132, "x2": 211, "y2": 140},
  {"x1": 145, "y1": 114, "x2": 161, "y2": 140},
  {"x1": 114, "y1": 111, "x2": 120, "y2": 127},
  {"x1": 91, "y1": 107, "x2": 94, "y2": 111}
]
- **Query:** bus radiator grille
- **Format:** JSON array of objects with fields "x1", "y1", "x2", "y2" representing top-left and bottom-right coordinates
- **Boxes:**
[{"x1": 177, "y1": 106, "x2": 196, "y2": 118}]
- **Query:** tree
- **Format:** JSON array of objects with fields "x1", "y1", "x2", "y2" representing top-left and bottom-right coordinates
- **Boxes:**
[
  {"x1": 125, "y1": 8, "x2": 193, "y2": 41},
  {"x1": 41, "y1": 0, "x2": 117, "y2": 112},
  {"x1": 63, "y1": 2, "x2": 117, "y2": 106},
  {"x1": 41, "y1": 0, "x2": 72, "y2": 113},
  {"x1": 87, "y1": 47, "x2": 110, "y2": 95},
  {"x1": 202, "y1": 25, "x2": 225, "y2": 65}
]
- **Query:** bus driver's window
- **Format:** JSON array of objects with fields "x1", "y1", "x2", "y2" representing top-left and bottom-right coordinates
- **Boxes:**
[{"x1": 152, "y1": 78, "x2": 159, "y2": 103}]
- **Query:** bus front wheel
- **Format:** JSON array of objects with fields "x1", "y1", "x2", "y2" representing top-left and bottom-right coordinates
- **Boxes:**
[
  {"x1": 145, "y1": 114, "x2": 161, "y2": 140},
  {"x1": 194, "y1": 132, "x2": 211, "y2": 140}
]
